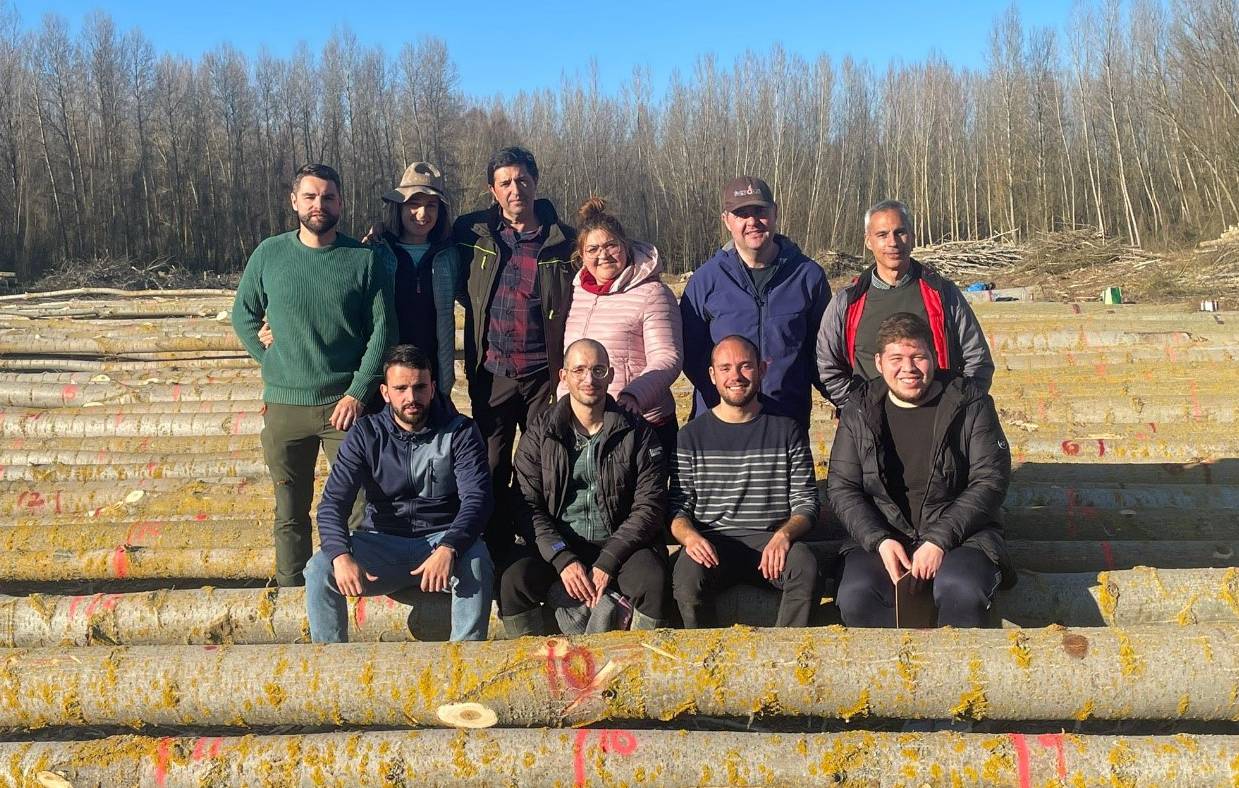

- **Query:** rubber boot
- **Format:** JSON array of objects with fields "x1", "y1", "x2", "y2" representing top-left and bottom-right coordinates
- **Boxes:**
[
  {"x1": 499, "y1": 607, "x2": 546, "y2": 638},
  {"x1": 630, "y1": 609, "x2": 669, "y2": 631}
]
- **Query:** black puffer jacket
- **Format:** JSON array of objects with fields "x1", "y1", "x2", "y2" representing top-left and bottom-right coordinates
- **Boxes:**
[
  {"x1": 826, "y1": 373, "x2": 1015, "y2": 586},
  {"x1": 513, "y1": 395, "x2": 668, "y2": 576}
]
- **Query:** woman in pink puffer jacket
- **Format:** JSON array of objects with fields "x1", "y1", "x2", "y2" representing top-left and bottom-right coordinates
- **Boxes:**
[{"x1": 559, "y1": 197, "x2": 684, "y2": 454}]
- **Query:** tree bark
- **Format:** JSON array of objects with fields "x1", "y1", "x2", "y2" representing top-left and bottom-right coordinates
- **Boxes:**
[
  {"x1": 2, "y1": 568, "x2": 1237, "y2": 648},
  {"x1": 0, "y1": 625, "x2": 1235, "y2": 729},
  {"x1": 5, "y1": 729, "x2": 1238, "y2": 788}
]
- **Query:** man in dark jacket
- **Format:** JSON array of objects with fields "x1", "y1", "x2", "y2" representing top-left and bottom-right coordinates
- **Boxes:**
[
  {"x1": 828, "y1": 313, "x2": 1012, "y2": 628},
  {"x1": 680, "y1": 176, "x2": 831, "y2": 430},
  {"x1": 304, "y1": 345, "x2": 494, "y2": 642},
  {"x1": 453, "y1": 146, "x2": 577, "y2": 558},
  {"x1": 817, "y1": 199, "x2": 994, "y2": 409},
  {"x1": 501, "y1": 339, "x2": 670, "y2": 636}
]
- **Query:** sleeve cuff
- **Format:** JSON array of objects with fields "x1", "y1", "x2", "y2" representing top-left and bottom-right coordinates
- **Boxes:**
[
  {"x1": 593, "y1": 551, "x2": 620, "y2": 576},
  {"x1": 550, "y1": 549, "x2": 579, "y2": 573}
]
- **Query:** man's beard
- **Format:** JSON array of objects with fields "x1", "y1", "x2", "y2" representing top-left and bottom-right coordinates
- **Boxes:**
[
  {"x1": 719, "y1": 385, "x2": 758, "y2": 407},
  {"x1": 392, "y1": 403, "x2": 429, "y2": 430},
  {"x1": 299, "y1": 210, "x2": 339, "y2": 235}
]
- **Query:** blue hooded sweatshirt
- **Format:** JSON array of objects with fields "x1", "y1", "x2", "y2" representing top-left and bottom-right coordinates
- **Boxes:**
[{"x1": 679, "y1": 235, "x2": 832, "y2": 428}]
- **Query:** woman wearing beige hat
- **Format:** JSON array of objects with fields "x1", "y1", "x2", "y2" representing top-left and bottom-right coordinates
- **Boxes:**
[{"x1": 372, "y1": 162, "x2": 463, "y2": 394}]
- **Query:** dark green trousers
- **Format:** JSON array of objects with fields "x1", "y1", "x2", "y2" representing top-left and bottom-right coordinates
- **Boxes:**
[{"x1": 260, "y1": 402, "x2": 364, "y2": 586}]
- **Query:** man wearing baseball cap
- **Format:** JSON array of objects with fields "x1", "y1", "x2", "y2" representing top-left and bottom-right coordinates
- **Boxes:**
[{"x1": 680, "y1": 176, "x2": 832, "y2": 430}]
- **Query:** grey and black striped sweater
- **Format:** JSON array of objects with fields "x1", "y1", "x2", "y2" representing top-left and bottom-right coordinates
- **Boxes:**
[{"x1": 669, "y1": 410, "x2": 819, "y2": 535}]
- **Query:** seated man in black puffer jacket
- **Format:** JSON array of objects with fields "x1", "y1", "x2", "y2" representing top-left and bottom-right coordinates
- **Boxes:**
[
  {"x1": 500, "y1": 338, "x2": 670, "y2": 636},
  {"x1": 828, "y1": 312, "x2": 1014, "y2": 628}
]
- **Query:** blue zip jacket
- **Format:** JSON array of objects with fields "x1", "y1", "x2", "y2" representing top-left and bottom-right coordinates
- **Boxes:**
[
  {"x1": 680, "y1": 235, "x2": 832, "y2": 428},
  {"x1": 316, "y1": 394, "x2": 492, "y2": 562}
]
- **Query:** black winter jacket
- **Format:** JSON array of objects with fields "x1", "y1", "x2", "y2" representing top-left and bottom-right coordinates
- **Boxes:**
[
  {"x1": 826, "y1": 373, "x2": 1015, "y2": 586},
  {"x1": 453, "y1": 199, "x2": 577, "y2": 381},
  {"x1": 513, "y1": 395, "x2": 668, "y2": 576}
]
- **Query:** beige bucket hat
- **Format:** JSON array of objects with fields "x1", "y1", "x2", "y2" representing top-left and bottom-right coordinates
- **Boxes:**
[{"x1": 383, "y1": 162, "x2": 448, "y2": 204}]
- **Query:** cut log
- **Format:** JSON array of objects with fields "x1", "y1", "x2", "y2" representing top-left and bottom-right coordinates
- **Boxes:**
[
  {"x1": 1006, "y1": 540, "x2": 1238, "y2": 572},
  {"x1": 0, "y1": 625, "x2": 1235, "y2": 728},
  {"x1": 2, "y1": 568, "x2": 1237, "y2": 648},
  {"x1": 5, "y1": 730, "x2": 1237, "y2": 787},
  {"x1": 0, "y1": 409, "x2": 264, "y2": 438}
]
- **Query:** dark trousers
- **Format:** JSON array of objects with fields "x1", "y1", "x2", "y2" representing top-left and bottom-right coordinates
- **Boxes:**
[
  {"x1": 469, "y1": 368, "x2": 554, "y2": 556},
  {"x1": 499, "y1": 543, "x2": 669, "y2": 620},
  {"x1": 836, "y1": 545, "x2": 1001, "y2": 628},
  {"x1": 260, "y1": 402, "x2": 366, "y2": 586},
  {"x1": 672, "y1": 531, "x2": 819, "y2": 628}
]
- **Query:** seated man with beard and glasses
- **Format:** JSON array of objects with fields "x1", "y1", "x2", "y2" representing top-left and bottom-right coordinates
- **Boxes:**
[
  {"x1": 669, "y1": 335, "x2": 821, "y2": 628},
  {"x1": 303, "y1": 344, "x2": 494, "y2": 642}
]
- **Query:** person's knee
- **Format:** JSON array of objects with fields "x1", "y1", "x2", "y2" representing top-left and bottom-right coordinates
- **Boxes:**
[
  {"x1": 304, "y1": 551, "x2": 341, "y2": 595},
  {"x1": 779, "y1": 543, "x2": 818, "y2": 587},
  {"x1": 933, "y1": 564, "x2": 994, "y2": 613},
  {"x1": 671, "y1": 554, "x2": 709, "y2": 603},
  {"x1": 498, "y1": 556, "x2": 551, "y2": 614},
  {"x1": 835, "y1": 572, "x2": 891, "y2": 626},
  {"x1": 454, "y1": 540, "x2": 494, "y2": 596}
]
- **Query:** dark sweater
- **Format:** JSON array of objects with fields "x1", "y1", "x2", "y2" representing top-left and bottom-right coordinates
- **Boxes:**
[
  {"x1": 882, "y1": 391, "x2": 941, "y2": 532},
  {"x1": 232, "y1": 231, "x2": 396, "y2": 405},
  {"x1": 853, "y1": 275, "x2": 929, "y2": 380}
]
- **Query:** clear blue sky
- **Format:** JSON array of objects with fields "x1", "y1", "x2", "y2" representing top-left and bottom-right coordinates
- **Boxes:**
[{"x1": 17, "y1": 0, "x2": 1084, "y2": 95}]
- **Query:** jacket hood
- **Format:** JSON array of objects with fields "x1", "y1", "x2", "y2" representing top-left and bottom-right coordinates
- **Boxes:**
[{"x1": 573, "y1": 240, "x2": 663, "y2": 294}]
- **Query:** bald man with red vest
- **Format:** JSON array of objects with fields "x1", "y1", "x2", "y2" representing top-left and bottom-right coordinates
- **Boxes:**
[{"x1": 817, "y1": 200, "x2": 994, "y2": 409}]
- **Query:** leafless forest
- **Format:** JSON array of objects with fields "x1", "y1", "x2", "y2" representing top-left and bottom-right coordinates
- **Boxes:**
[{"x1": 0, "y1": 0, "x2": 1236, "y2": 279}]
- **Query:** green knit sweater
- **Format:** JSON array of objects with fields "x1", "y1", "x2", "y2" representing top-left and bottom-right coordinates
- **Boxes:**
[{"x1": 231, "y1": 231, "x2": 397, "y2": 406}]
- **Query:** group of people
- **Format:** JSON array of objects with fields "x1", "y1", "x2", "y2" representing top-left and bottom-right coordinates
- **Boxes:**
[{"x1": 232, "y1": 146, "x2": 1013, "y2": 643}]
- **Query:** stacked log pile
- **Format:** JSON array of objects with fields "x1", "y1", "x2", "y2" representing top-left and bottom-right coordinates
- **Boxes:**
[{"x1": 1, "y1": 290, "x2": 1237, "y2": 786}]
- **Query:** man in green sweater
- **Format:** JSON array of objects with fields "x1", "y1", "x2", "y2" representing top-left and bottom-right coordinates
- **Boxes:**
[{"x1": 232, "y1": 163, "x2": 397, "y2": 586}]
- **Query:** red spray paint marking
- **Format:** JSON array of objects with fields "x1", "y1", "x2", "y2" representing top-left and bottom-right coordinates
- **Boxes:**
[
  {"x1": 1008, "y1": 733, "x2": 1033, "y2": 788},
  {"x1": 1061, "y1": 440, "x2": 1081, "y2": 457},
  {"x1": 190, "y1": 736, "x2": 223, "y2": 762},
  {"x1": 1096, "y1": 439, "x2": 1106, "y2": 457},
  {"x1": 53, "y1": 490, "x2": 61, "y2": 514},
  {"x1": 114, "y1": 413, "x2": 124, "y2": 430},
  {"x1": 544, "y1": 640, "x2": 562, "y2": 694},
  {"x1": 1166, "y1": 344, "x2": 1179, "y2": 363},
  {"x1": 61, "y1": 384, "x2": 78, "y2": 403},
  {"x1": 572, "y1": 729, "x2": 591, "y2": 786},
  {"x1": 1036, "y1": 733, "x2": 1068, "y2": 780},
  {"x1": 1189, "y1": 381, "x2": 1203, "y2": 420},
  {"x1": 1071, "y1": 304, "x2": 1081, "y2": 315},
  {"x1": 561, "y1": 646, "x2": 597, "y2": 690},
  {"x1": 1037, "y1": 400, "x2": 1048, "y2": 422},
  {"x1": 172, "y1": 383, "x2": 182, "y2": 402},
  {"x1": 153, "y1": 737, "x2": 172, "y2": 787},
  {"x1": 138, "y1": 437, "x2": 152, "y2": 452},
  {"x1": 230, "y1": 414, "x2": 244, "y2": 435},
  {"x1": 17, "y1": 491, "x2": 45, "y2": 509},
  {"x1": 68, "y1": 596, "x2": 84, "y2": 620},
  {"x1": 573, "y1": 730, "x2": 639, "y2": 787},
  {"x1": 1100, "y1": 541, "x2": 1116, "y2": 569},
  {"x1": 195, "y1": 512, "x2": 208, "y2": 521},
  {"x1": 354, "y1": 597, "x2": 368, "y2": 627},
  {"x1": 110, "y1": 547, "x2": 130, "y2": 579}
]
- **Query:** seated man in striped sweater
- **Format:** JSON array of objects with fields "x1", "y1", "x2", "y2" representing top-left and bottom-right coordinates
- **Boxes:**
[{"x1": 669, "y1": 335, "x2": 821, "y2": 628}]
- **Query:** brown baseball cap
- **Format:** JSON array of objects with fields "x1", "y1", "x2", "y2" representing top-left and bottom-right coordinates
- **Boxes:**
[
  {"x1": 721, "y1": 176, "x2": 775, "y2": 212},
  {"x1": 383, "y1": 162, "x2": 448, "y2": 204}
]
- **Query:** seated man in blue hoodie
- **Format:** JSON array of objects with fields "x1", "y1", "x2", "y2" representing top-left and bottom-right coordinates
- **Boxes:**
[
  {"x1": 680, "y1": 176, "x2": 832, "y2": 430},
  {"x1": 304, "y1": 344, "x2": 494, "y2": 642}
]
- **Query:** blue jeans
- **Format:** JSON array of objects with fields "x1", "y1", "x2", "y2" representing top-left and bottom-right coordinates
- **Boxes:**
[{"x1": 304, "y1": 530, "x2": 494, "y2": 642}]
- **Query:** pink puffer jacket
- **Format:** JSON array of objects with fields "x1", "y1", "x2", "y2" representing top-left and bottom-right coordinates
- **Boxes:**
[{"x1": 558, "y1": 241, "x2": 683, "y2": 424}]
